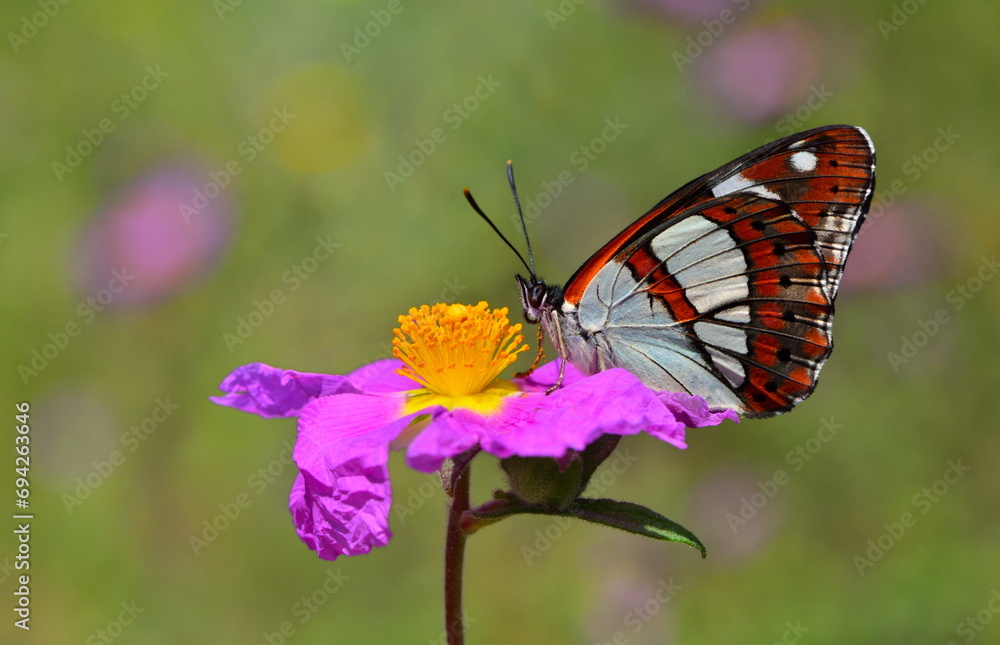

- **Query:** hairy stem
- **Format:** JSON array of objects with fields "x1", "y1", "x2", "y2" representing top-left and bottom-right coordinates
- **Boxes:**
[{"x1": 444, "y1": 462, "x2": 470, "y2": 645}]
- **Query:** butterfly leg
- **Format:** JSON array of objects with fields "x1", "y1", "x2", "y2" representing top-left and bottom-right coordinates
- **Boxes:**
[
  {"x1": 546, "y1": 310, "x2": 568, "y2": 395},
  {"x1": 548, "y1": 359, "x2": 566, "y2": 395},
  {"x1": 514, "y1": 327, "x2": 546, "y2": 378}
]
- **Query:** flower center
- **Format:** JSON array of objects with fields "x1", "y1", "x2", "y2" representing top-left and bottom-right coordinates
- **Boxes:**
[{"x1": 392, "y1": 302, "x2": 529, "y2": 398}]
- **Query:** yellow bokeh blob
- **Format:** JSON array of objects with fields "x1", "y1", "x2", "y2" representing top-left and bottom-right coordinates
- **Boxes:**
[{"x1": 267, "y1": 65, "x2": 370, "y2": 173}]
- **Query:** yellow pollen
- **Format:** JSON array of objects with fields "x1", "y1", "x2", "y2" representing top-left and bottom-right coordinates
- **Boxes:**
[{"x1": 392, "y1": 302, "x2": 530, "y2": 398}]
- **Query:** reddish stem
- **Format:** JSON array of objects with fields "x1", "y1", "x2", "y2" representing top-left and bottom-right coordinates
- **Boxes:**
[{"x1": 444, "y1": 462, "x2": 470, "y2": 645}]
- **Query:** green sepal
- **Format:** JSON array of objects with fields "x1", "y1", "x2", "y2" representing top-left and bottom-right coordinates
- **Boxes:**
[{"x1": 500, "y1": 454, "x2": 583, "y2": 510}]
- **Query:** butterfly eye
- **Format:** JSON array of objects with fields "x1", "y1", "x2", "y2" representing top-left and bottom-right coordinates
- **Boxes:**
[
  {"x1": 530, "y1": 284, "x2": 548, "y2": 306},
  {"x1": 515, "y1": 275, "x2": 551, "y2": 324}
]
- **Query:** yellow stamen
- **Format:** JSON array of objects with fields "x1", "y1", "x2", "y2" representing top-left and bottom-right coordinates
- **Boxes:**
[{"x1": 392, "y1": 302, "x2": 529, "y2": 399}]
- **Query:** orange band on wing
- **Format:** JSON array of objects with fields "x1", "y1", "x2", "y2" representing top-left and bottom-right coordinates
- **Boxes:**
[{"x1": 624, "y1": 247, "x2": 699, "y2": 323}]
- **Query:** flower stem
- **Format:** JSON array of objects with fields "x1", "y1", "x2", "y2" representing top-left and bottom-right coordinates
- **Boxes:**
[{"x1": 444, "y1": 460, "x2": 471, "y2": 645}]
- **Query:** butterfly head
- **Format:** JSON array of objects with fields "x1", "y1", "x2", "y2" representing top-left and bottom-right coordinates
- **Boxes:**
[{"x1": 515, "y1": 274, "x2": 561, "y2": 324}]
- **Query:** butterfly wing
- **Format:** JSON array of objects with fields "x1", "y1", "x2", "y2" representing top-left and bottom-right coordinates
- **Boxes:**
[
  {"x1": 561, "y1": 125, "x2": 875, "y2": 417},
  {"x1": 563, "y1": 125, "x2": 875, "y2": 304}
]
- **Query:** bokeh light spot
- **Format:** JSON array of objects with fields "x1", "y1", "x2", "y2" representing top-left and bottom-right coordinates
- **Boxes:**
[{"x1": 268, "y1": 65, "x2": 370, "y2": 173}]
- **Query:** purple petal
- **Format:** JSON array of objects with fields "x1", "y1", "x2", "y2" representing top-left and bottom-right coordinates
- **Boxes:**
[
  {"x1": 347, "y1": 359, "x2": 420, "y2": 393},
  {"x1": 210, "y1": 363, "x2": 356, "y2": 418},
  {"x1": 406, "y1": 367, "x2": 736, "y2": 472},
  {"x1": 292, "y1": 393, "x2": 419, "y2": 560},
  {"x1": 485, "y1": 368, "x2": 691, "y2": 455},
  {"x1": 405, "y1": 413, "x2": 484, "y2": 473},
  {"x1": 655, "y1": 391, "x2": 740, "y2": 431},
  {"x1": 288, "y1": 473, "x2": 316, "y2": 552},
  {"x1": 511, "y1": 359, "x2": 587, "y2": 392}
]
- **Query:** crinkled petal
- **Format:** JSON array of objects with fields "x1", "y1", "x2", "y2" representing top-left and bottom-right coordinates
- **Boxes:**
[
  {"x1": 655, "y1": 391, "x2": 740, "y2": 430},
  {"x1": 288, "y1": 473, "x2": 316, "y2": 552},
  {"x1": 405, "y1": 367, "x2": 736, "y2": 472},
  {"x1": 347, "y1": 359, "x2": 420, "y2": 393},
  {"x1": 292, "y1": 392, "x2": 439, "y2": 560},
  {"x1": 510, "y1": 359, "x2": 587, "y2": 392},
  {"x1": 489, "y1": 368, "x2": 692, "y2": 454},
  {"x1": 210, "y1": 363, "x2": 356, "y2": 418}
]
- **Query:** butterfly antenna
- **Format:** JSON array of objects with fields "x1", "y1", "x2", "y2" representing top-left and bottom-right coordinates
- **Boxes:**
[
  {"x1": 463, "y1": 188, "x2": 533, "y2": 276},
  {"x1": 506, "y1": 160, "x2": 537, "y2": 278}
]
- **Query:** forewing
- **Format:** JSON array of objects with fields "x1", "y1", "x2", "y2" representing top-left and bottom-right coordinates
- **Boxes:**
[{"x1": 563, "y1": 125, "x2": 875, "y2": 305}]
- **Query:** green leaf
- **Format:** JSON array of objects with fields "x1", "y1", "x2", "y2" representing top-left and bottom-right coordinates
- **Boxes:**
[
  {"x1": 564, "y1": 498, "x2": 707, "y2": 558},
  {"x1": 462, "y1": 495, "x2": 708, "y2": 558}
]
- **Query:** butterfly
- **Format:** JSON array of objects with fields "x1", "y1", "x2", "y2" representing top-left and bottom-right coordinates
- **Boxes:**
[{"x1": 467, "y1": 125, "x2": 875, "y2": 418}]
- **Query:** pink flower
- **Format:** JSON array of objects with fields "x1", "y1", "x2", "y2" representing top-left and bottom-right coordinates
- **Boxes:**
[
  {"x1": 691, "y1": 18, "x2": 821, "y2": 124},
  {"x1": 74, "y1": 165, "x2": 232, "y2": 307},
  {"x1": 213, "y1": 303, "x2": 736, "y2": 560}
]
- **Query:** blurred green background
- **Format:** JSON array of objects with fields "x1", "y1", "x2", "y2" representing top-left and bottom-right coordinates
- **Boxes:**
[{"x1": 3, "y1": 1, "x2": 999, "y2": 643}]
